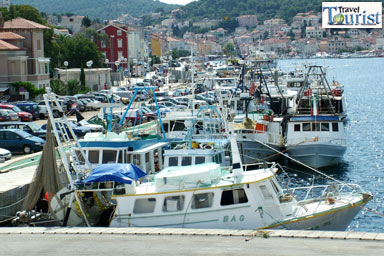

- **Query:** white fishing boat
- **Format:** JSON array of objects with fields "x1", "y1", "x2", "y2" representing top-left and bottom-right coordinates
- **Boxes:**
[
  {"x1": 109, "y1": 161, "x2": 370, "y2": 230},
  {"x1": 284, "y1": 65, "x2": 347, "y2": 168}
]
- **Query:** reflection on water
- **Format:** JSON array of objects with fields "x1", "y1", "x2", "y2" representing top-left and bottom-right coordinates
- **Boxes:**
[{"x1": 279, "y1": 58, "x2": 384, "y2": 232}]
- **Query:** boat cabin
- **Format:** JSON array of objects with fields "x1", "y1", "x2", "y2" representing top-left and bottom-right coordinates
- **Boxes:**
[
  {"x1": 76, "y1": 132, "x2": 168, "y2": 174},
  {"x1": 286, "y1": 116, "x2": 345, "y2": 146}
]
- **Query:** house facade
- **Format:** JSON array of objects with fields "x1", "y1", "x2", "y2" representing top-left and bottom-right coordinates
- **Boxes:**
[{"x1": 0, "y1": 17, "x2": 50, "y2": 91}]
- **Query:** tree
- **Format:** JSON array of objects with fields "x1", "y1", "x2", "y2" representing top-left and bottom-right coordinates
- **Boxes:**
[
  {"x1": 3, "y1": 5, "x2": 46, "y2": 24},
  {"x1": 224, "y1": 43, "x2": 235, "y2": 56},
  {"x1": 82, "y1": 16, "x2": 92, "y2": 27},
  {"x1": 59, "y1": 35, "x2": 103, "y2": 68},
  {"x1": 50, "y1": 79, "x2": 67, "y2": 95},
  {"x1": 11, "y1": 81, "x2": 45, "y2": 100}
]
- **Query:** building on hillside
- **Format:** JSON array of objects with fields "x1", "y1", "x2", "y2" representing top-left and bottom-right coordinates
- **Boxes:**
[
  {"x1": 96, "y1": 24, "x2": 129, "y2": 71},
  {"x1": 0, "y1": 17, "x2": 50, "y2": 91},
  {"x1": 116, "y1": 14, "x2": 142, "y2": 26},
  {"x1": 327, "y1": 36, "x2": 346, "y2": 53},
  {"x1": 171, "y1": 9, "x2": 184, "y2": 17},
  {"x1": 192, "y1": 18, "x2": 219, "y2": 29},
  {"x1": 306, "y1": 26, "x2": 324, "y2": 39},
  {"x1": 167, "y1": 36, "x2": 186, "y2": 51},
  {"x1": 151, "y1": 35, "x2": 163, "y2": 57},
  {"x1": 0, "y1": 0, "x2": 10, "y2": 9},
  {"x1": 262, "y1": 38, "x2": 290, "y2": 53},
  {"x1": 96, "y1": 24, "x2": 148, "y2": 72},
  {"x1": 264, "y1": 18, "x2": 285, "y2": 26},
  {"x1": 234, "y1": 27, "x2": 247, "y2": 35},
  {"x1": 294, "y1": 39, "x2": 319, "y2": 57},
  {"x1": 237, "y1": 15, "x2": 258, "y2": 28},
  {"x1": 55, "y1": 68, "x2": 112, "y2": 90},
  {"x1": 161, "y1": 19, "x2": 176, "y2": 28},
  {"x1": 60, "y1": 15, "x2": 84, "y2": 34},
  {"x1": 128, "y1": 27, "x2": 149, "y2": 64},
  {"x1": 151, "y1": 13, "x2": 161, "y2": 19}
]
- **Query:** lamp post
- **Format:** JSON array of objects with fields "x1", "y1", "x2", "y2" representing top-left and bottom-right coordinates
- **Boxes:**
[
  {"x1": 86, "y1": 60, "x2": 93, "y2": 89},
  {"x1": 63, "y1": 61, "x2": 69, "y2": 95},
  {"x1": 110, "y1": 35, "x2": 115, "y2": 69},
  {"x1": 115, "y1": 60, "x2": 120, "y2": 87}
]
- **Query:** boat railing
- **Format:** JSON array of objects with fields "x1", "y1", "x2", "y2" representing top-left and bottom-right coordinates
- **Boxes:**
[
  {"x1": 283, "y1": 183, "x2": 363, "y2": 203},
  {"x1": 286, "y1": 136, "x2": 346, "y2": 146},
  {"x1": 236, "y1": 129, "x2": 283, "y2": 146}
]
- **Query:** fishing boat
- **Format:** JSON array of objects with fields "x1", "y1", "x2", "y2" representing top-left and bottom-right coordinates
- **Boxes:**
[
  {"x1": 109, "y1": 161, "x2": 371, "y2": 230},
  {"x1": 284, "y1": 65, "x2": 347, "y2": 168}
]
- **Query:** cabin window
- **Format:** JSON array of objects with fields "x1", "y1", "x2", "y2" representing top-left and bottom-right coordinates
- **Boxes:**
[
  {"x1": 133, "y1": 198, "x2": 156, "y2": 214},
  {"x1": 102, "y1": 150, "x2": 117, "y2": 163},
  {"x1": 260, "y1": 185, "x2": 274, "y2": 200},
  {"x1": 181, "y1": 156, "x2": 192, "y2": 166},
  {"x1": 169, "y1": 157, "x2": 178, "y2": 167},
  {"x1": 220, "y1": 189, "x2": 248, "y2": 206},
  {"x1": 214, "y1": 154, "x2": 222, "y2": 164},
  {"x1": 133, "y1": 154, "x2": 141, "y2": 165},
  {"x1": 163, "y1": 123, "x2": 169, "y2": 132},
  {"x1": 145, "y1": 152, "x2": 150, "y2": 162},
  {"x1": 332, "y1": 123, "x2": 339, "y2": 132},
  {"x1": 303, "y1": 123, "x2": 311, "y2": 131},
  {"x1": 191, "y1": 193, "x2": 214, "y2": 209},
  {"x1": 321, "y1": 123, "x2": 330, "y2": 132},
  {"x1": 294, "y1": 124, "x2": 300, "y2": 132},
  {"x1": 195, "y1": 156, "x2": 205, "y2": 165},
  {"x1": 173, "y1": 121, "x2": 186, "y2": 131},
  {"x1": 88, "y1": 150, "x2": 100, "y2": 164},
  {"x1": 312, "y1": 123, "x2": 320, "y2": 131},
  {"x1": 118, "y1": 151, "x2": 123, "y2": 163},
  {"x1": 162, "y1": 195, "x2": 185, "y2": 212}
]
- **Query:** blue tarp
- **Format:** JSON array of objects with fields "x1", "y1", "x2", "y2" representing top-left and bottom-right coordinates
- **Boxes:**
[{"x1": 81, "y1": 163, "x2": 147, "y2": 184}]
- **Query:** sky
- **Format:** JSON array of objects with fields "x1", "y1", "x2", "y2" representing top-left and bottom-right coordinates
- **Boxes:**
[{"x1": 159, "y1": 0, "x2": 196, "y2": 5}]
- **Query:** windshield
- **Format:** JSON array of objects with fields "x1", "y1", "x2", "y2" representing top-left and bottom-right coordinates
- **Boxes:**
[
  {"x1": 28, "y1": 123, "x2": 41, "y2": 131},
  {"x1": 12, "y1": 106, "x2": 22, "y2": 112}
]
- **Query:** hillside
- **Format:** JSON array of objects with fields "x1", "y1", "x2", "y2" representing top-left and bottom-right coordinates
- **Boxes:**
[
  {"x1": 181, "y1": 0, "x2": 323, "y2": 23},
  {"x1": 12, "y1": 0, "x2": 180, "y2": 20}
]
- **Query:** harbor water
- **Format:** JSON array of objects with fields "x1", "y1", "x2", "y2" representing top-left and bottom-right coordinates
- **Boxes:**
[{"x1": 278, "y1": 57, "x2": 384, "y2": 232}]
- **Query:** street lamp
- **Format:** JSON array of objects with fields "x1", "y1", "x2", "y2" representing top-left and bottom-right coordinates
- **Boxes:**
[
  {"x1": 86, "y1": 60, "x2": 93, "y2": 88},
  {"x1": 110, "y1": 35, "x2": 115, "y2": 66},
  {"x1": 63, "y1": 61, "x2": 69, "y2": 95},
  {"x1": 115, "y1": 60, "x2": 120, "y2": 86}
]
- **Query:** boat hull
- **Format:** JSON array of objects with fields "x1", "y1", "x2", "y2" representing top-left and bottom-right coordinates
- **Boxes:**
[
  {"x1": 238, "y1": 140, "x2": 282, "y2": 164},
  {"x1": 286, "y1": 143, "x2": 346, "y2": 168}
]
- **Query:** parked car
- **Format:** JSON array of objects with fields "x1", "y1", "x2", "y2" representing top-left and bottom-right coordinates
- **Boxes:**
[
  {"x1": 0, "y1": 109, "x2": 12, "y2": 122},
  {"x1": 0, "y1": 147, "x2": 12, "y2": 161},
  {"x1": 4, "y1": 109, "x2": 19, "y2": 121},
  {"x1": 0, "y1": 104, "x2": 32, "y2": 122},
  {"x1": 37, "y1": 100, "x2": 66, "y2": 119},
  {"x1": 0, "y1": 122, "x2": 46, "y2": 139},
  {"x1": 41, "y1": 121, "x2": 91, "y2": 138},
  {"x1": 0, "y1": 129, "x2": 44, "y2": 154},
  {"x1": 68, "y1": 119, "x2": 104, "y2": 132},
  {"x1": 13, "y1": 101, "x2": 40, "y2": 120}
]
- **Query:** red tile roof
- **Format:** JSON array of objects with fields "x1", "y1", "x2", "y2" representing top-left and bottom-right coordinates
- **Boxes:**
[
  {"x1": 0, "y1": 40, "x2": 21, "y2": 50},
  {"x1": 0, "y1": 32, "x2": 25, "y2": 40},
  {"x1": 3, "y1": 17, "x2": 49, "y2": 30}
]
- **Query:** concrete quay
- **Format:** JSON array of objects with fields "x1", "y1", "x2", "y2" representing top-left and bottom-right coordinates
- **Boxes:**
[
  {"x1": 0, "y1": 227, "x2": 383, "y2": 255},
  {"x1": 0, "y1": 151, "x2": 42, "y2": 223}
]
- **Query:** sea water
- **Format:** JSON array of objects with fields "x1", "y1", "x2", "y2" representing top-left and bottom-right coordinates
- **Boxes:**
[{"x1": 278, "y1": 57, "x2": 384, "y2": 232}]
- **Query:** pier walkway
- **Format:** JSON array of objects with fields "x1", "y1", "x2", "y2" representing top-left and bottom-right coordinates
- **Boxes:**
[{"x1": 0, "y1": 227, "x2": 383, "y2": 255}]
